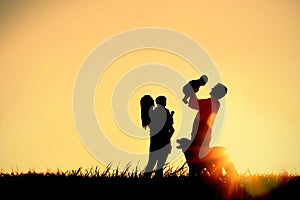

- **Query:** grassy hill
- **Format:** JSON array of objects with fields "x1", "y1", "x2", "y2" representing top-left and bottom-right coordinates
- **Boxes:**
[{"x1": 0, "y1": 164, "x2": 299, "y2": 200}]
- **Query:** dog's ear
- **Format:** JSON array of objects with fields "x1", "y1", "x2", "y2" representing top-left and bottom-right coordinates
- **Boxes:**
[
  {"x1": 176, "y1": 138, "x2": 192, "y2": 150},
  {"x1": 176, "y1": 139, "x2": 183, "y2": 149}
]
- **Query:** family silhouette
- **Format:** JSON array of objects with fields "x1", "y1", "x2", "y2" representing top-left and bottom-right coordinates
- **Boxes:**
[{"x1": 140, "y1": 75, "x2": 238, "y2": 182}]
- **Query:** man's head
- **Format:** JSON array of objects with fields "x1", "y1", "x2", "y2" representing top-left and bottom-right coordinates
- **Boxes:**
[
  {"x1": 156, "y1": 95, "x2": 167, "y2": 107},
  {"x1": 210, "y1": 83, "x2": 228, "y2": 99}
]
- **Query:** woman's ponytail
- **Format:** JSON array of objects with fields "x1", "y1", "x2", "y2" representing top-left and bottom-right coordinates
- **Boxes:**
[{"x1": 140, "y1": 95, "x2": 154, "y2": 129}]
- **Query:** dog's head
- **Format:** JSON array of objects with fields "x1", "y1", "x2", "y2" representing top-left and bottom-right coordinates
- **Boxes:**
[{"x1": 176, "y1": 138, "x2": 192, "y2": 151}]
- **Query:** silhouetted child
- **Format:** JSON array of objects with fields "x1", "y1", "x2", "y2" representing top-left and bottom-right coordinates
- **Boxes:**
[{"x1": 182, "y1": 75, "x2": 208, "y2": 104}]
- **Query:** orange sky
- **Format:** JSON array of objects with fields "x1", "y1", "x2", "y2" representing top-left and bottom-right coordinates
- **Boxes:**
[{"x1": 1, "y1": 0, "x2": 300, "y2": 174}]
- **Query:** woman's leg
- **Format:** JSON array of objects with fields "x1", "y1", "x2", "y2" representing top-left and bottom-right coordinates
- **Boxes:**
[
  {"x1": 155, "y1": 153, "x2": 168, "y2": 178},
  {"x1": 144, "y1": 151, "x2": 157, "y2": 177},
  {"x1": 155, "y1": 145, "x2": 171, "y2": 178}
]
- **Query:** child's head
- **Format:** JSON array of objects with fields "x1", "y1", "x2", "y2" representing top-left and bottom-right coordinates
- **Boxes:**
[
  {"x1": 199, "y1": 75, "x2": 208, "y2": 85},
  {"x1": 155, "y1": 95, "x2": 167, "y2": 107}
]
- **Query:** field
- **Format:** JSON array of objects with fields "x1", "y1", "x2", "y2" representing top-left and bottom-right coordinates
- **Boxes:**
[{"x1": 0, "y1": 164, "x2": 299, "y2": 200}]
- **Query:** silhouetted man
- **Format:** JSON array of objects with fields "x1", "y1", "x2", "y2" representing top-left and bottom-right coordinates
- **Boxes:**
[{"x1": 184, "y1": 83, "x2": 228, "y2": 177}]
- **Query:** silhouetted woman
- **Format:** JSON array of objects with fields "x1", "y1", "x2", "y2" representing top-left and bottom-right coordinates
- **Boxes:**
[{"x1": 140, "y1": 95, "x2": 174, "y2": 178}]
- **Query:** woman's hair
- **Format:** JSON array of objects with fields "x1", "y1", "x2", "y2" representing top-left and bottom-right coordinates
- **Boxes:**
[{"x1": 140, "y1": 95, "x2": 154, "y2": 128}]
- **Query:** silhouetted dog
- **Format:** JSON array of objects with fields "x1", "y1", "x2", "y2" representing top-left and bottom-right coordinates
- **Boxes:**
[{"x1": 176, "y1": 138, "x2": 239, "y2": 179}]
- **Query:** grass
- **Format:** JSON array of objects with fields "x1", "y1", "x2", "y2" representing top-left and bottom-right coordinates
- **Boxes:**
[{"x1": 0, "y1": 163, "x2": 299, "y2": 200}]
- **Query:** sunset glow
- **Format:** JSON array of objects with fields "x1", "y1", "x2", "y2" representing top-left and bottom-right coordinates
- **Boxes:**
[{"x1": 1, "y1": 1, "x2": 300, "y2": 174}]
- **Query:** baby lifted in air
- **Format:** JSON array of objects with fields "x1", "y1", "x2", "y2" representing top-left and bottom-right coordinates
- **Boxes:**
[{"x1": 182, "y1": 75, "x2": 208, "y2": 104}]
